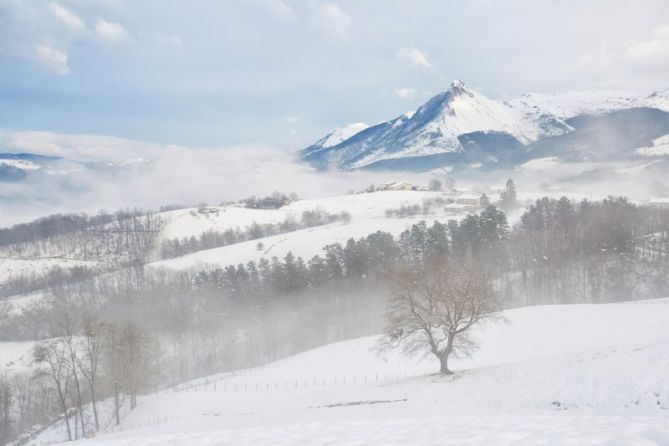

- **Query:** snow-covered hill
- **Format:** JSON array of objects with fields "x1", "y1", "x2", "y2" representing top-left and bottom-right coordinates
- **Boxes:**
[
  {"x1": 36, "y1": 298, "x2": 669, "y2": 446},
  {"x1": 151, "y1": 190, "x2": 467, "y2": 272}
]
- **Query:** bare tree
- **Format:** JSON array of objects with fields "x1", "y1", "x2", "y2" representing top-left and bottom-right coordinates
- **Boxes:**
[
  {"x1": 0, "y1": 371, "x2": 12, "y2": 444},
  {"x1": 48, "y1": 308, "x2": 86, "y2": 438},
  {"x1": 383, "y1": 258, "x2": 497, "y2": 374},
  {"x1": 111, "y1": 321, "x2": 160, "y2": 410},
  {"x1": 34, "y1": 339, "x2": 73, "y2": 441},
  {"x1": 77, "y1": 315, "x2": 107, "y2": 432}
]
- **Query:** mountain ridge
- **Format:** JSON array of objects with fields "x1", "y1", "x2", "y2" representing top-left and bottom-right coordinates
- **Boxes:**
[{"x1": 301, "y1": 81, "x2": 669, "y2": 171}]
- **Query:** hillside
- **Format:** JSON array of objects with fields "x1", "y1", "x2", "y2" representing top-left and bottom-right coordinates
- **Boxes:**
[
  {"x1": 152, "y1": 190, "x2": 466, "y2": 272},
  {"x1": 31, "y1": 298, "x2": 669, "y2": 446}
]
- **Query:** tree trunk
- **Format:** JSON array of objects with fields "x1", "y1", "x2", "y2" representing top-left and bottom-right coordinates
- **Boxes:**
[
  {"x1": 70, "y1": 359, "x2": 85, "y2": 437},
  {"x1": 438, "y1": 351, "x2": 453, "y2": 375},
  {"x1": 438, "y1": 332, "x2": 456, "y2": 375},
  {"x1": 59, "y1": 395, "x2": 72, "y2": 441},
  {"x1": 114, "y1": 381, "x2": 120, "y2": 426},
  {"x1": 90, "y1": 384, "x2": 99, "y2": 431}
]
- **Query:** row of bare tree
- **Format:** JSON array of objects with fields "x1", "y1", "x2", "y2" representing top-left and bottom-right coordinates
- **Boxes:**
[{"x1": 1, "y1": 303, "x2": 159, "y2": 443}]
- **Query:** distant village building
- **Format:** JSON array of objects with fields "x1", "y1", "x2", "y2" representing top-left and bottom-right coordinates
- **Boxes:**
[{"x1": 382, "y1": 181, "x2": 416, "y2": 191}]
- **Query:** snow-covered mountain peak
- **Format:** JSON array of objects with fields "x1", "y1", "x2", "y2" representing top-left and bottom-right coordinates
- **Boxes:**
[
  {"x1": 449, "y1": 78, "x2": 467, "y2": 91},
  {"x1": 301, "y1": 81, "x2": 574, "y2": 170},
  {"x1": 403, "y1": 81, "x2": 545, "y2": 146}
]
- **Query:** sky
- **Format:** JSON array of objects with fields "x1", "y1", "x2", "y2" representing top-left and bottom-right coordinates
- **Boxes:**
[{"x1": 1, "y1": 0, "x2": 669, "y2": 153}]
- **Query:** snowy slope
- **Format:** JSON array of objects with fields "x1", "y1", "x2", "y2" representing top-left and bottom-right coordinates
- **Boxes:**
[
  {"x1": 40, "y1": 298, "x2": 669, "y2": 446},
  {"x1": 152, "y1": 190, "x2": 463, "y2": 271},
  {"x1": 157, "y1": 190, "x2": 445, "y2": 241},
  {"x1": 158, "y1": 207, "x2": 292, "y2": 241},
  {"x1": 506, "y1": 89, "x2": 642, "y2": 120},
  {"x1": 152, "y1": 216, "x2": 452, "y2": 272},
  {"x1": 305, "y1": 123, "x2": 369, "y2": 154}
]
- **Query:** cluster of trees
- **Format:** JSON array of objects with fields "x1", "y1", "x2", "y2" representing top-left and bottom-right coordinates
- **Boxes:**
[
  {"x1": 0, "y1": 211, "x2": 161, "y2": 263},
  {"x1": 240, "y1": 192, "x2": 297, "y2": 209},
  {"x1": 384, "y1": 197, "x2": 449, "y2": 218},
  {"x1": 509, "y1": 197, "x2": 669, "y2": 305},
  {"x1": 159, "y1": 208, "x2": 351, "y2": 259},
  {"x1": 1, "y1": 301, "x2": 159, "y2": 443},
  {"x1": 0, "y1": 265, "x2": 97, "y2": 298},
  {"x1": 194, "y1": 230, "x2": 399, "y2": 298},
  {"x1": 0, "y1": 212, "x2": 126, "y2": 247}
]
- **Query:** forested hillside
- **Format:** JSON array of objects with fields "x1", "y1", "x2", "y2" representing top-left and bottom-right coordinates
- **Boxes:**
[{"x1": 1, "y1": 191, "x2": 668, "y2": 444}]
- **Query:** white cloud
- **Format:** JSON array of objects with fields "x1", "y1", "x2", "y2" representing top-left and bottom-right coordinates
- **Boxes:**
[
  {"x1": 577, "y1": 25, "x2": 669, "y2": 77},
  {"x1": 0, "y1": 130, "x2": 414, "y2": 226},
  {"x1": 33, "y1": 45, "x2": 70, "y2": 75},
  {"x1": 4, "y1": 130, "x2": 166, "y2": 162},
  {"x1": 309, "y1": 2, "x2": 352, "y2": 41},
  {"x1": 95, "y1": 18, "x2": 130, "y2": 45},
  {"x1": 260, "y1": 0, "x2": 296, "y2": 21},
  {"x1": 623, "y1": 25, "x2": 669, "y2": 68},
  {"x1": 49, "y1": 2, "x2": 86, "y2": 32},
  {"x1": 396, "y1": 47, "x2": 432, "y2": 68},
  {"x1": 394, "y1": 87, "x2": 416, "y2": 99}
]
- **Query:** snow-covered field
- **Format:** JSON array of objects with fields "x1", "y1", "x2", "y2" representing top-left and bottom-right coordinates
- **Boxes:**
[
  {"x1": 35, "y1": 298, "x2": 669, "y2": 446},
  {"x1": 152, "y1": 190, "x2": 469, "y2": 271},
  {"x1": 157, "y1": 190, "x2": 445, "y2": 241}
]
